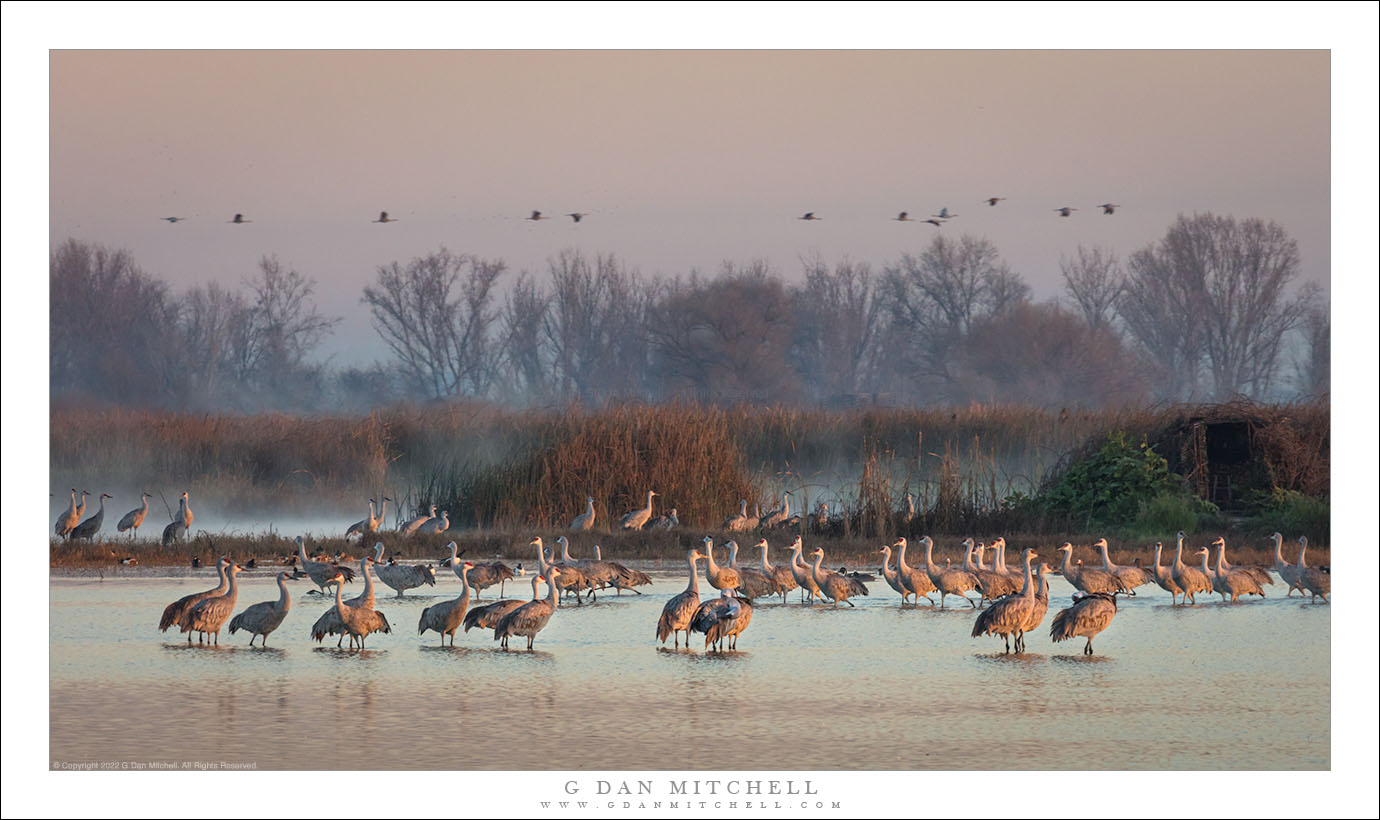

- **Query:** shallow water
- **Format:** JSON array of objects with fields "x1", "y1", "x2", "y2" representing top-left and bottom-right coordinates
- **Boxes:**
[{"x1": 50, "y1": 568, "x2": 1329, "y2": 770}]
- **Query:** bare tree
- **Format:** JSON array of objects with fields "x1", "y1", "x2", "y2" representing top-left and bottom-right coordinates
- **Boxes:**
[
  {"x1": 49, "y1": 238, "x2": 178, "y2": 405},
  {"x1": 1120, "y1": 213, "x2": 1311, "y2": 400},
  {"x1": 790, "y1": 256, "x2": 884, "y2": 400},
  {"x1": 496, "y1": 271, "x2": 554, "y2": 404},
  {"x1": 177, "y1": 282, "x2": 253, "y2": 407},
  {"x1": 878, "y1": 234, "x2": 1030, "y2": 399},
  {"x1": 362, "y1": 247, "x2": 505, "y2": 399},
  {"x1": 646, "y1": 261, "x2": 798, "y2": 402},
  {"x1": 241, "y1": 256, "x2": 339, "y2": 394},
  {"x1": 1061, "y1": 245, "x2": 1124, "y2": 331},
  {"x1": 1293, "y1": 299, "x2": 1330, "y2": 398},
  {"x1": 541, "y1": 250, "x2": 650, "y2": 403}
]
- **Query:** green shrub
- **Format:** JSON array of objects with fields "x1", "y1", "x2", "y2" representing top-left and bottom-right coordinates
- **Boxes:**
[
  {"x1": 1244, "y1": 488, "x2": 1330, "y2": 542},
  {"x1": 1127, "y1": 492, "x2": 1218, "y2": 538},
  {"x1": 1039, "y1": 430, "x2": 1186, "y2": 529}
]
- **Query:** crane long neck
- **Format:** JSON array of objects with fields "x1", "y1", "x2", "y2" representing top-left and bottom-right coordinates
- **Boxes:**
[
  {"x1": 728, "y1": 542, "x2": 739, "y2": 567},
  {"x1": 374, "y1": 542, "x2": 385, "y2": 562},
  {"x1": 685, "y1": 554, "x2": 700, "y2": 594},
  {"x1": 1019, "y1": 552, "x2": 1036, "y2": 599},
  {"x1": 535, "y1": 542, "x2": 549, "y2": 572},
  {"x1": 225, "y1": 568, "x2": 239, "y2": 598},
  {"x1": 704, "y1": 544, "x2": 719, "y2": 571},
  {"x1": 1154, "y1": 545, "x2": 1164, "y2": 571},
  {"x1": 1272, "y1": 535, "x2": 1285, "y2": 568},
  {"x1": 1060, "y1": 549, "x2": 1074, "y2": 574},
  {"x1": 1297, "y1": 539, "x2": 1308, "y2": 567},
  {"x1": 214, "y1": 561, "x2": 230, "y2": 592},
  {"x1": 759, "y1": 546, "x2": 771, "y2": 573},
  {"x1": 1174, "y1": 536, "x2": 1185, "y2": 568},
  {"x1": 1199, "y1": 552, "x2": 1211, "y2": 573},
  {"x1": 1037, "y1": 567, "x2": 1051, "y2": 598},
  {"x1": 880, "y1": 547, "x2": 895, "y2": 578},
  {"x1": 457, "y1": 566, "x2": 471, "y2": 605},
  {"x1": 995, "y1": 543, "x2": 1007, "y2": 573},
  {"x1": 1100, "y1": 543, "x2": 1114, "y2": 570},
  {"x1": 896, "y1": 543, "x2": 909, "y2": 573},
  {"x1": 594, "y1": 545, "x2": 603, "y2": 561},
  {"x1": 360, "y1": 559, "x2": 375, "y2": 598},
  {"x1": 1215, "y1": 545, "x2": 1227, "y2": 572},
  {"x1": 277, "y1": 575, "x2": 291, "y2": 609},
  {"x1": 297, "y1": 539, "x2": 309, "y2": 564},
  {"x1": 924, "y1": 540, "x2": 939, "y2": 574},
  {"x1": 973, "y1": 544, "x2": 986, "y2": 571},
  {"x1": 546, "y1": 575, "x2": 561, "y2": 608},
  {"x1": 561, "y1": 540, "x2": 573, "y2": 562},
  {"x1": 334, "y1": 580, "x2": 345, "y2": 610}
]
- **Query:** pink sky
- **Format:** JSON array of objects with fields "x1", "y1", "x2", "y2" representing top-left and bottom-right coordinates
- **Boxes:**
[{"x1": 48, "y1": 49, "x2": 1330, "y2": 364}]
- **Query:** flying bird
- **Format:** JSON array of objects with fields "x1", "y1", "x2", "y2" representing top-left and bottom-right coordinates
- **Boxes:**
[
  {"x1": 932, "y1": 207, "x2": 957, "y2": 219},
  {"x1": 161, "y1": 216, "x2": 186, "y2": 223},
  {"x1": 923, "y1": 218, "x2": 944, "y2": 227},
  {"x1": 1098, "y1": 203, "x2": 1120, "y2": 215},
  {"x1": 228, "y1": 213, "x2": 252, "y2": 224},
  {"x1": 526, "y1": 210, "x2": 549, "y2": 221},
  {"x1": 1054, "y1": 207, "x2": 1077, "y2": 217},
  {"x1": 893, "y1": 212, "x2": 914, "y2": 221},
  {"x1": 373, "y1": 211, "x2": 398, "y2": 223},
  {"x1": 566, "y1": 212, "x2": 588, "y2": 223},
  {"x1": 983, "y1": 197, "x2": 1006, "y2": 207},
  {"x1": 797, "y1": 212, "x2": 820, "y2": 220}
]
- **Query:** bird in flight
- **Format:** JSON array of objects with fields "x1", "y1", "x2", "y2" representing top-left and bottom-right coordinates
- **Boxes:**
[
  {"x1": 374, "y1": 211, "x2": 398, "y2": 223},
  {"x1": 933, "y1": 207, "x2": 957, "y2": 219},
  {"x1": 983, "y1": 197, "x2": 1006, "y2": 207},
  {"x1": 567, "y1": 212, "x2": 588, "y2": 223},
  {"x1": 798, "y1": 212, "x2": 821, "y2": 221},
  {"x1": 893, "y1": 212, "x2": 914, "y2": 222},
  {"x1": 228, "y1": 213, "x2": 252, "y2": 224},
  {"x1": 1054, "y1": 207, "x2": 1078, "y2": 217},
  {"x1": 1098, "y1": 203, "x2": 1120, "y2": 215},
  {"x1": 923, "y1": 218, "x2": 945, "y2": 227},
  {"x1": 526, "y1": 210, "x2": 552, "y2": 221},
  {"x1": 161, "y1": 216, "x2": 186, "y2": 223}
]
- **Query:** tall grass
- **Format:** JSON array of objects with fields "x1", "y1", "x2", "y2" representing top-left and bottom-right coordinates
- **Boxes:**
[{"x1": 51, "y1": 400, "x2": 1329, "y2": 539}]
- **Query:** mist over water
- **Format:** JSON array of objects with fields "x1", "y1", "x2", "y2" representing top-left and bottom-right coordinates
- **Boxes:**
[{"x1": 50, "y1": 569, "x2": 1329, "y2": 770}]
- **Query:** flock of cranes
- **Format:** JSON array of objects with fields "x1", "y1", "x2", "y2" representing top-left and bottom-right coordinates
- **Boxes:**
[
  {"x1": 155, "y1": 199, "x2": 1123, "y2": 229},
  {"x1": 152, "y1": 522, "x2": 1326, "y2": 656},
  {"x1": 54, "y1": 488, "x2": 192, "y2": 546}
]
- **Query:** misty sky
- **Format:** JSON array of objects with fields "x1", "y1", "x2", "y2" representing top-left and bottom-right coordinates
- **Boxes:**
[{"x1": 47, "y1": 48, "x2": 1332, "y2": 365}]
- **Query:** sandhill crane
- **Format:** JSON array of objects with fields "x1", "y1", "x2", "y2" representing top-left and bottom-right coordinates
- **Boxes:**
[
  {"x1": 182, "y1": 562, "x2": 244, "y2": 644},
  {"x1": 760, "y1": 493, "x2": 791, "y2": 529},
  {"x1": 345, "y1": 498, "x2": 376, "y2": 539},
  {"x1": 69, "y1": 493, "x2": 112, "y2": 541},
  {"x1": 1210, "y1": 539, "x2": 1265, "y2": 603},
  {"x1": 526, "y1": 210, "x2": 549, "y2": 221},
  {"x1": 797, "y1": 212, "x2": 820, "y2": 220},
  {"x1": 1271, "y1": 532, "x2": 1304, "y2": 596},
  {"x1": 159, "y1": 557, "x2": 231, "y2": 638},
  {"x1": 418, "y1": 510, "x2": 450, "y2": 535},
  {"x1": 588, "y1": 543, "x2": 650, "y2": 595},
  {"x1": 620, "y1": 491, "x2": 658, "y2": 530},
  {"x1": 983, "y1": 197, "x2": 1006, "y2": 207},
  {"x1": 1295, "y1": 536, "x2": 1329, "y2": 603},
  {"x1": 228, "y1": 572, "x2": 293, "y2": 646},
  {"x1": 570, "y1": 497, "x2": 596, "y2": 531},
  {"x1": 1095, "y1": 538, "x2": 1154, "y2": 594},
  {"x1": 702, "y1": 536, "x2": 741, "y2": 593},
  {"x1": 932, "y1": 207, "x2": 957, "y2": 219},
  {"x1": 809, "y1": 548, "x2": 868, "y2": 607},
  {"x1": 891, "y1": 538, "x2": 938, "y2": 605},
  {"x1": 922, "y1": 218, "x2": 944, "y2": 227},
  {"x1": 464, "y1": 597, "x2": 526, "y2": 636},
  {"x1": 723, "y1": 500, "x2": 750, "y2": 531},
  {"x1": 161, "y1": 216, "x2": 186, "y2": 223},
  {"x1": 893, "y1": 211, "x2": 914, "y2": 222},
  {"x1": 1150, "y1": 542, "x2": 1184, "y2": 602},
  {"x1": 418, "y1": 559, "x2": 474, "y2": 645},
  {"x1": 229, "y1": 213, "x2": 252, "y2": 223},
  {"x1": 1058, "y1": 543, "x2": 1127, "y2": 596},
  {"x1": 691, "y1": 589, "x2": 754, "y2": 651},
  {"x1": 495, "y1": 568, "x2": 561, "y2": 650},
  {"x1": 295, "y1": 536, "x2": 356, "y2": 595},
  {"x1": 372, "y1": 542, "x2": 437, "y2": 597},
  {"x1": 648, "y1": 508, "x2": 679, "y2": 530},
  {"x1": 1213, "y1": 536, "x2": 1273, "y2": 589},
  {"x1": 1170, "y1": 532, "x2": 1212, "y2": 605},
  {"x1": 566, "y1": 212, "x2": 588, "y2": 223},
  {"x1": 921, "y1": 536, "x2": 980, "y2": 608},
  {"x1": 755, "y1": 538, "x2": 797, "y2": 602},
  {"x1": 555, "y1": 536, "x2": 621, "y2": 601},
  {"x1": 658, "y1": 548, "x2": 706, "y2": 648},
  {"x1": 55, "y1": 488, "x2": 80, "y2": 537},
  {"x1": 878, "y1": 545, "x2": 913, "y2": 606},
  {"x1": 1098, "y1": 203, "x2": 1119, "y2": 215},
  {"x1": 311, "y1": 554, "x2": 379, "y2": 646},
  {"x1": 373, "y1": 211, "x2": 398, "y2": 223},
  {"x1": 532, "y1": 537, "x2": 590, "y2": 603},
  {"x1": 328, "y1": 567, "x2": 392, "y2": 650},
  {"x1": 901, "y1": 492, "x2": 916, "y2": 527},
  {"x1": 161, "y1": 491, "x2": 194, "y2": 545},
  {"x1": 117, "y1": 492, "x2": 152, "y2": 539},
  {"x1": 784, "y1": 536, "x2": 824, "y2": 603},
  {"x1": 808, "y1": 502, "x2": 831, "y2": 534},
  {"x1": 728, "y1": 540, "x2": 777, "y2": 599},
  {"x1": 1019, "y1": 563, "x2": 1055, "y2": 652},
  {"x1": 971, "y1": 539, "x2": 1021, "y2": 602},
  {"x1": 1054, "y1": 207, "x2": 1077, "y2": 217},
  {"x1": 399, "y1": 504, "x2": 436, "y2": 535},
  {"x1": 972, "y1": 549, "x2": 1039, "y2": 653},
  {"x1": 1051, "y1": 591, "x2": 1119, "y2": 655}
]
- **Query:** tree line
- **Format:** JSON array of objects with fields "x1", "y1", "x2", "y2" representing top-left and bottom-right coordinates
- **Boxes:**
[{"x1": 49, "y1": 212, "x2": 1327, "y2": 413}]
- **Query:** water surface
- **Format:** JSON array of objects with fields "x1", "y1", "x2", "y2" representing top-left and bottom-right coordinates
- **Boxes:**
[{"x1": 50, "y1": 568, "x2": 1329, "y2": 770}]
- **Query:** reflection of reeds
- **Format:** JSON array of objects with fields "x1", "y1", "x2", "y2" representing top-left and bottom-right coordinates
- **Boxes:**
[{"x1": 52, "y1": 399, "x2": 1328, "y2": 536}]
